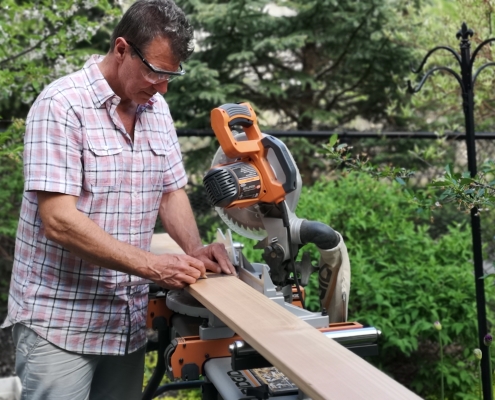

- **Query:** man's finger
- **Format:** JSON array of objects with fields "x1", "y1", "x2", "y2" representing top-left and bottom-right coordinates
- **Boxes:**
[
  {"x1": 210, "y1": 244, "x2": 235, "y2": 274},
  {"x1": 217, "y1": 256, "x2": 236, "y2": 275},
  {"x1": 182, "y1": 255, "x2": 206, "y2": 274},
  {"x1": 174, "y1": 273, "x2": 197, "y2": 287}
]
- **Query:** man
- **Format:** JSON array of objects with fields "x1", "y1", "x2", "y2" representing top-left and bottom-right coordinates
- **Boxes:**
[{"x1": 1, "y1": 1, "x2": 235, "y2": 399}]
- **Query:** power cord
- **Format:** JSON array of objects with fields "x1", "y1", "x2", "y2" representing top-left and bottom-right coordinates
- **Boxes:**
[{"x1": 279, "y1": 201, "x2": 305, "y2": 310}]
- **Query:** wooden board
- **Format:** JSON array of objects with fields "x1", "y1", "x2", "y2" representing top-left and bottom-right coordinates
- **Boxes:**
[
  {"x1": 186, "y1": 274, "x2": 422, "y2": 400},
  {"x1": 150, "y1": 233, "x2": 185, "y2": 255}
]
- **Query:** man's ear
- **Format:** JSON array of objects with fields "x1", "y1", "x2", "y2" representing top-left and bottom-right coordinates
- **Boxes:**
[{"x1": 113, "y1": 37, "x2": 127, "y2": 64}]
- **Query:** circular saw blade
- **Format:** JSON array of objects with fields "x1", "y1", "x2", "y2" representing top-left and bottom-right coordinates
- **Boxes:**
[
  {"x1": 211, "y1": 131, "x2": 302, "y2": 240},
  {"x1": 216, "y1": 204, "x2": 267, "y2": 240}
]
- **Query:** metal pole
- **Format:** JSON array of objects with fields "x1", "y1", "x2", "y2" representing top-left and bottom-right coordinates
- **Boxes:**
[
  {"x1": 408, "y1": 23, "x2": 495, "y2": 398},
  {"x1": 457, "y1": 24, "x2": 492, "y2": 400}
]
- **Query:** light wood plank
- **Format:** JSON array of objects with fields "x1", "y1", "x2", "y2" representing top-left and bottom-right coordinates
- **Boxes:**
[
  {"x1": 150, "y1": 233, "x2": 185, "y2": 255},
  {"x1": 186, "y1": 274, "x2": 421, "y2": 400}
]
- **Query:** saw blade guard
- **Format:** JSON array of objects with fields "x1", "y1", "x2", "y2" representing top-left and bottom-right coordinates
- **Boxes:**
[{"x1": 211, "y1": 131, "x2": 302, "y2": 240}]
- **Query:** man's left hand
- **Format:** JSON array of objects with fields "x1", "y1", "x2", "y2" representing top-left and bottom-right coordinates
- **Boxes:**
[{"x1": 190, "y1": 243, "x2": 236, "y2": 275}]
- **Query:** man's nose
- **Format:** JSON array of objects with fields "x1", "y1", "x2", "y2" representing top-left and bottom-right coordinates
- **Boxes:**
[{"x1": 153, "y1": 80, "x2": 169, "y2": 94}]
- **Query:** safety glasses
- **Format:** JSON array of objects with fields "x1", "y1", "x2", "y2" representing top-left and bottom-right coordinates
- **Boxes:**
[{"x1": 127, "y1": 40, "x2": 185, "y2": 84}]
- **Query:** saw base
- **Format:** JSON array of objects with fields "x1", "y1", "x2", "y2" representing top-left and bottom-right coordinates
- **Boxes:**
[{"x1": 166, "y1": 289, "x2": 209, "y2": 318}]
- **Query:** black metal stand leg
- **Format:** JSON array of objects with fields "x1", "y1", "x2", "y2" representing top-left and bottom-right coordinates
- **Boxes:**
[
  {"x1": 202, "y1": 379, "x2": 220, "y2": 400},
  {"x1": 142, "y1": 317, "x2": 170, "y2": 400}
]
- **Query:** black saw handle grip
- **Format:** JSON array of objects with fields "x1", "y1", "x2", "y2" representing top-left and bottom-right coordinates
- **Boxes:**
[{"x1": 261, "y1": 135, "x2": 297, "y2": 194}]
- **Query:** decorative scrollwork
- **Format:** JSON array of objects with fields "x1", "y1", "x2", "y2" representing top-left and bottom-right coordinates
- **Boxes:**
[
  {"x1": 407, "y1": 66, "x2": 464, "y2": 94},
  {"x1": 470, "y1": 38, "x2": 495, "y2": 69},
  {"x1": 410, "y1": 46, "x2": 461, "y2": 73},
  {"x1": 472, "y1": 62, "x2": 495, "y2": 86}
]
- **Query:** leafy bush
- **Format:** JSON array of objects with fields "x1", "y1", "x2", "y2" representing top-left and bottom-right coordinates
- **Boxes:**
[
  {"x1": 0, "y1": 122, "x2": 24, "y2": 315},
  {"x1": 299, "y1": 173, "x2": 495, "y2": 398},
  {"x1": 214, "y1": 172, "x2": 495, "y2": 398}
]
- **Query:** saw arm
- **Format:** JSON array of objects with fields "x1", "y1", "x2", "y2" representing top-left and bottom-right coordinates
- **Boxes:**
[
  {"x1": 257, "y1": 208, "x2": 350, "y2": 321},
  {"x1": 205, "y1": 102, "x2": 350, "y2": 322}
]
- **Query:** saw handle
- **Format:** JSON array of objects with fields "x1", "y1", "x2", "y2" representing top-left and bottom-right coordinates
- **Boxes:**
[
  {"x1": 221, "y1": 103, "x2": 254, "y2": 128},
  {"x1": 211, "y1": 103, "x2": 263, "y2": 158},
  {"x1": 210, "y1": 102, "x2": 295, "y2": 206},
  {"x1": 261, "y1": 136, "x2": 297, "y2": 194}
]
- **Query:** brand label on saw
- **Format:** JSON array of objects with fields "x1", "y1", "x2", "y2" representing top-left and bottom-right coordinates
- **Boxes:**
[
  {"x1": 226, "y1": 370, "x2": 260, "y2": 395},
  {"x1": 228, "y1": 163, "x2": 261, "y2": 200}
]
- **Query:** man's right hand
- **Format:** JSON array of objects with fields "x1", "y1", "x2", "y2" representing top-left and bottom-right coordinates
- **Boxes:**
[{"x1": 149, "y1": 253, "x2": 206, "y2": 289}]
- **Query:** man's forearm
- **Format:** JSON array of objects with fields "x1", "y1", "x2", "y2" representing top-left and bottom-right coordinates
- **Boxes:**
[
  {"x1": 158, "y1": 189, "x2": 203, "y2": 255},
  {"x1": 37, "y1": 191, "x2": 158, "y2": 280}
]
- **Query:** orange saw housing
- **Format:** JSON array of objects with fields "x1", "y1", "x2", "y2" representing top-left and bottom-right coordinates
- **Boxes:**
[{"x1": 204, "y1": 103, "x2": 296, "y2": 209}]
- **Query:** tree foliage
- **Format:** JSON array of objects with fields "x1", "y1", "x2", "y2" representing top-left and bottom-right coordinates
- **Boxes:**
[
  {"x1": 169, "y1": 0, "x2": 425, "y2": 187},
  {"x1": 0, "y1": 0, "x2": 120, "y2": 121},
  {"x1": 170, "y1": 0, "x2": 417, "y2": 131}
]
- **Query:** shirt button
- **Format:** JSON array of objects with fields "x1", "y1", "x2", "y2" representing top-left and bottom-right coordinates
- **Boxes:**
[
  {"x1": 131, "y1": 230, "x2": 137, "y2": 235},
  {"x1": 133, "y1": 191, "x2": 139, "y2": 198}
]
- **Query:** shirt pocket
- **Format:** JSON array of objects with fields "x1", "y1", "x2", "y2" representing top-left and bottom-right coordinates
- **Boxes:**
[
  {"x1": 85, "y1": 137, "x2": 123, "y2": 191},
  {"x1": 147, "y1": 137, "x2": 170, "y2": 186}
]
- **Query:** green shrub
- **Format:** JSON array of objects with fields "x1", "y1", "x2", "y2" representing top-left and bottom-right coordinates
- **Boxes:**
[
  {"x1": 215, "y1": 172, "x2": 495, "y2": 398},
  {"x1": 0, "y1": 122, "x2": 24, "y2": 315}
]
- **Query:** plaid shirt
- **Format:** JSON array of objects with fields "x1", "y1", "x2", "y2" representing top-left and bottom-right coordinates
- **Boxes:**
[{"x1": 2, "y1": 55, "x2": 188, "y2": 355}]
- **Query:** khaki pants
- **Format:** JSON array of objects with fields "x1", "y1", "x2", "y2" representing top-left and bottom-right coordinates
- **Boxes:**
[{"x1": 12, "y1": 324, "x2": 145, "y2": 400}]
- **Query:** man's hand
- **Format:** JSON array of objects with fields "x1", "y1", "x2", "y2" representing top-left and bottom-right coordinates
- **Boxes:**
[
  {"x1": 190, "y1": 243, "x2": 236, "y2": 275},
  {"x1": 157, "y1": 190, "x2": 236, "y2": 277},
  {"x1": 150, "y1": 253, "x2": 207, "y2": 289}
]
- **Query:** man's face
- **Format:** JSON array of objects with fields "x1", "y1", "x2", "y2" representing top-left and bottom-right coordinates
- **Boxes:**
[{"x1": 120, "y1": 36, "x2": 181, "y2": 104}]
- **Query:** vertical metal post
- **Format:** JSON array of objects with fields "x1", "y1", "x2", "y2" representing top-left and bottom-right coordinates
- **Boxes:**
[
  {"x1": 408, "y1": 23, "x2": 495, "y2": 399},
  {"x1": 457, "y1": 25, "x2": 492, "y2": 400}
]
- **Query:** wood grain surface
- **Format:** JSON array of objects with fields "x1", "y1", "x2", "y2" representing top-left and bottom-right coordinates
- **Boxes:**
[{"x1": 186, "y1": 274, "x2": 422, "y2": 400}]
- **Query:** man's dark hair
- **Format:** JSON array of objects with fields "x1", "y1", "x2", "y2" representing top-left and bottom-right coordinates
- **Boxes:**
[{"x1": 110, "y1": 0, "x2": 194, "y2": 62}]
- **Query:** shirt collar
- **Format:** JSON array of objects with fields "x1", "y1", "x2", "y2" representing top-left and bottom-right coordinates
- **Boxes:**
[
  {"x1": 137, "y1": 97, "x2": 157, "y2": 116},
  {"x1": 84, "y1": 55, "x2": 116, "y2": 109}
]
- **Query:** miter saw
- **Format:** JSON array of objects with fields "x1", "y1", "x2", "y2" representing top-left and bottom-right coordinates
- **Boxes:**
[
  {"x1": 141, "y1": 103, "x2": 380, "y2": 400},
  {"x1": 203, "y1": 102, "x2": 349, "y2": 319}
]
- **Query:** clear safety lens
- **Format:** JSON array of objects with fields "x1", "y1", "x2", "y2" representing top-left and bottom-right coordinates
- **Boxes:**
[
  {"x1": 126, "y1": 40, "x2": 185, "y2": 84},
  {"x1": 142, "y1": 70, "x2": 181, "y2": 84}
]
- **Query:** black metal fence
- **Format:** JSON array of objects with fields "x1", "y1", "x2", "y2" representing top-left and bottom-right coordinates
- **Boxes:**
[{"x1": 177, "y1": 129, "x2": 495, "y2": 140}]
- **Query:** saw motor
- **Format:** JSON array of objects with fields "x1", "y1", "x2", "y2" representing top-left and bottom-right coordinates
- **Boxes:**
[{"x1": 203, "y1": 103, "x2": 297, "y2": 209}]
